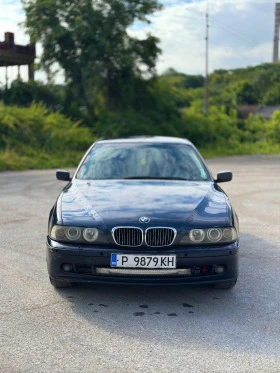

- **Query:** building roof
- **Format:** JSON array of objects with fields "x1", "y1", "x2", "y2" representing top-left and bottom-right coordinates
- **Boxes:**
[
  {"x1": 238, "y1": 105, "x2": 259, "y2": 119},
  {"x1": 0, "y1": 32, "x2": 35, "y2": 67},
  {"x1": 256, "y1": 106, "x2": 280, "y2": 119},
  {"x1": 238, "y1": 105, "x2": 280, "y2": 119}
]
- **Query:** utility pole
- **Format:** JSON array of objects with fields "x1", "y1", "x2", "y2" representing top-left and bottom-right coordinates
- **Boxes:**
[
  {"x1": 5, "y1": 65, "x2": 8, "y2": 90},
  {"x1": 204, "y1": 6, "x2": 209, "y2": 114},
  {"x1": 273, "y1": 3, "x2": 280, "y2": 63}
]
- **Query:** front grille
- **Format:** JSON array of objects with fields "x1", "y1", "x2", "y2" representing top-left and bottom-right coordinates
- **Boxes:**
[
  {"x1": 113, "y1": 227, "x2": 143, "y2": 246},
  {"x1": 146, "y1": 228, "x2": 176, "y2": 247},
  {"x1": 112, "y1": 227, "x2": 177, "y2": 247}
]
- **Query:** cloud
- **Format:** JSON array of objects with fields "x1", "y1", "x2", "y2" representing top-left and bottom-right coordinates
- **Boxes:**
[
  {"x1": 0, "y1": 0, "x2": 277, "y2": 86},
  {"x1": 0, "y1": 0, "x2": 29, "y2": 86},
  {"x1": 131, "y1": 0, "x2": 276, "y2": 74},
  {"x1": 0, "y1": 0, "x2": 26, "y2": 43}
]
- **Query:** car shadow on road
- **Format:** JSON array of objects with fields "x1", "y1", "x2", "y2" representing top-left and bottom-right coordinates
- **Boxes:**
[{"x1": 53, "y1": 232, "x2": 280, "y2": 356}]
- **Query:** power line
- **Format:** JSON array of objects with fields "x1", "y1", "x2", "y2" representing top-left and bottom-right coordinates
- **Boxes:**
[
  {"x1": 185, "y1": 6, "x2": 263, "y2": 46},
  {"x1": 210, "y1": 18, "x2": 253, "y2": 44}
]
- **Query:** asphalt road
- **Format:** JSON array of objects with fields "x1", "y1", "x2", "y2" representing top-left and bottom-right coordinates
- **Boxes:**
[{"x1": 1, "y1": 155, "x2": 280, "y2": 373}]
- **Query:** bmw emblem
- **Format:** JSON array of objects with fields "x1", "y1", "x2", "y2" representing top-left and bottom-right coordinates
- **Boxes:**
[{"x1": 139, "y1": 216, "x2": 150, "y2": 223}]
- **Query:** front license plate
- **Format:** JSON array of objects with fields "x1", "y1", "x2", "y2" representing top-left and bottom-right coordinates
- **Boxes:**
[{"x1": 111, "y1": 254, "x2": 176, "y2": 269}]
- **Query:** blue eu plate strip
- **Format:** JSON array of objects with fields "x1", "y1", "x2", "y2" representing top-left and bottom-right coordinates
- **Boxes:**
[{"x1": 111, "y1": 254, "x2": 117, "y2": 267}]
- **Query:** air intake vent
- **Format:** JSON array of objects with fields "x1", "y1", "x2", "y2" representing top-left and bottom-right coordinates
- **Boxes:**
[
  {"x1": 145, "y1": 228, "x2": 176, "y2": 247},
  {"x1": 113, "y1": 227, "x2": 143, "y2": 246}
]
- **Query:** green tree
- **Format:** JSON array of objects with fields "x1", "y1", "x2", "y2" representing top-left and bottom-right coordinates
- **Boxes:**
[
  {"x1": 235, "y1": 81, "x2": 258, "y2": 105},
  {"x1": 268, "y1": 111, "x2": 280, "y2": 143},
  {"x1": 1, "y1": 80, "x2": 63, "y2": 110},
  {"x1": 181, "y1": 75, "x2": 204, "y2": 89},
  {"x1": 162, "y1": 68, "x2": 179, "y2": 76},
  {"x1": 263, "y1": 84, "x2": 280, "y2": 105},
  {"x1": 181, "y1": 106, "x2": 241, "y2": 147},
  {"x1": 210, "y1": 69, "x2": 230, "y2": 86},
  {"x1": 22, "y1": 0, "x2": 162, "y2": 117}
]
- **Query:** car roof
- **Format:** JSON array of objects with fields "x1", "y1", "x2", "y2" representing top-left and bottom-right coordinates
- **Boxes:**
[{"x1": 96, "y1": 136, "x2": 193, "y2": 145}]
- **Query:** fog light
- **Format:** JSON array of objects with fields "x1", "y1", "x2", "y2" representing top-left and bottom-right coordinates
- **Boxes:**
[
  {"x1": 62, "y1": 263, "x2": 73, "y2": 272},
  {"x1": 214, "y1": 265, "x2": 226, "y2": 274}
]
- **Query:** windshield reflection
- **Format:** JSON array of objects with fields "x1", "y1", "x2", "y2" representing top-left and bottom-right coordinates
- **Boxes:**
[{"x1": 76, "y1": 143, "x2": 209, "y2": 181}]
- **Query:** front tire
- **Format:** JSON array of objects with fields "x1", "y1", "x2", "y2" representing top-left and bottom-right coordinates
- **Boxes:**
[
  {"x1": 49, "y1": 277, "x2": 72, "y2": 288},
  {"x1": 213, "y1": 278, "x2": 237, "y2": 290}
]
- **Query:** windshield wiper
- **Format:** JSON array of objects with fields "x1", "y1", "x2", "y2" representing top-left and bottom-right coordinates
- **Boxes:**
[{"x1": 123, "y1": 176, "x2": 188, "y2": 180}]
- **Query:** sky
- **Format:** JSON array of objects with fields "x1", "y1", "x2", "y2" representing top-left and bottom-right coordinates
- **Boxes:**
[{"x1": 0, "y1": 0, "x2": 277, "y2": 85}]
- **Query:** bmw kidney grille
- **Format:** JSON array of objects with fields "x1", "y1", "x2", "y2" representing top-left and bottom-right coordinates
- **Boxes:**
[
  {"x1": 112, "y1": 227, "x2": 176, "y2": 247},
  {"x1": 145, "y1": 228, "x2": 175, "y2": 247},
  {"x1": 113, "y1": 227, "x2": 143, "y2": 247}
]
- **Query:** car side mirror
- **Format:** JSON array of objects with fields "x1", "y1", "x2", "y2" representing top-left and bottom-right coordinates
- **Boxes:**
[
  {"x1": 56, "y1": 170, "x2": 71, "y2": 181},
  {"x1": 215, "y1": 171, "x2": 232, "y2": 183}
]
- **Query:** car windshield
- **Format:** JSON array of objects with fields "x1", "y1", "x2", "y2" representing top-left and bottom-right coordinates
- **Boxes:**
[{"x1": 76, "y1": 142, "x2": 210, "y2": 181}]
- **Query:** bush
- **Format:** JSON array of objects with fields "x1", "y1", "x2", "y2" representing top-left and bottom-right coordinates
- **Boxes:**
[
  {"x1": 268, "y1": 111, "x2": 280, "y2": 143},
  {"x1": 0, "y1": 102, "x2": 95, "y2": 170},
  {"x1": 180, "y1": 106, "x2": 241, "y2": 146}
]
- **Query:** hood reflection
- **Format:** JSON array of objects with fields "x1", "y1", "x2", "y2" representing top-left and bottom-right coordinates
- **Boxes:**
[{"x1": 60, "y1": 180, "x2": 230, "y2": 228}]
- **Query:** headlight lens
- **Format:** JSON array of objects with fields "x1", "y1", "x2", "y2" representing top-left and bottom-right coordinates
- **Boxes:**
[
  {"x1": 181, "y1": 227, "x2": 238, "y2": 245},
  {"x1": 53, "y1": 226, "x2": 65, "y2": 240},
  {"x1": 83, "y1": 228, "x2": 99, "y2": 242},
  {"x1": 66, "y1": 227, "x2": 81, "y2": 240},
  {"x1": 207, "y1": 228, "x2": 222, "y2": 242},
  {"x1": 50, "y1": 225, "x2": 106, "y2": 244},
  {"x1": 189, "y1": 229, "x2": 205, "y2": 243},
  {"x1": 223, "y1": 228, "x2": 233, "y2": 239}
]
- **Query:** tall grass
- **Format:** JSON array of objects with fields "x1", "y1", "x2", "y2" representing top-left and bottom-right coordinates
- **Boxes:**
[
  {"x1": 0, "y1": 102, "x2": 279, "y2": 171},
  {"x1": 0, "y1": 103, "x2": 95, "y2": 170}
]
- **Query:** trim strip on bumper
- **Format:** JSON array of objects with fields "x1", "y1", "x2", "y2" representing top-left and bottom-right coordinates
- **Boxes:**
[{"x1": 96, "y1": 268, "x2": 192, "y2": 276}]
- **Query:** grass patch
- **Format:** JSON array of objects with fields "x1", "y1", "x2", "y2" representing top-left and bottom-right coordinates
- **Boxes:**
[
  {"x1": 199, "y1": 142, "x2": 280, "y2": 159},
  {"x1": 0, "y1": 150, "x2": 85, "y2": 171},
  {"x1": 1, "y1": 142, "x2": 279, "y2": 171}
]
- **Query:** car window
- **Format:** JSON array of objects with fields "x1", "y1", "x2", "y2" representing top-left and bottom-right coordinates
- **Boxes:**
[{"x1": 76, "y1": 143, "x2": 210, "y2": 181}]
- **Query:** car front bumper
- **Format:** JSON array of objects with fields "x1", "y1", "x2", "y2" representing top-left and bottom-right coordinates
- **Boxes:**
[{"x1": 46, "y1": 237, "x2": 239, "y2": 286}]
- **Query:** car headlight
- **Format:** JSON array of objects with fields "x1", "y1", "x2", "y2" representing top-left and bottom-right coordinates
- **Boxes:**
[
  {"x1": 66, "y1": 226, "x2": 81, "y2": 240},
  {"x1": 83, "y1": 228, "x2": 99, "y2": 242},
  {"x1": 189, "y1": 229, "x2": 205, "y2": 243},
  {"x1": 50, "y1": 225, "x2": 107, "y2": 244},
  {"x1": 180, "y1": 227, "x2": 238, "y2": 245}
]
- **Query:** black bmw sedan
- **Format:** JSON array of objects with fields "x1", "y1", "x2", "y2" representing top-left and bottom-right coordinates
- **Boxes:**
[{"x1": 47, "y1": 137, "x2": 239, "y2": 289}]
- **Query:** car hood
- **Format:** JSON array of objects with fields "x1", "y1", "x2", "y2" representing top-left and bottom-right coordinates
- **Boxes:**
[{"x1": 57, "y1": 180, "x2": 231, "y2": 229}]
